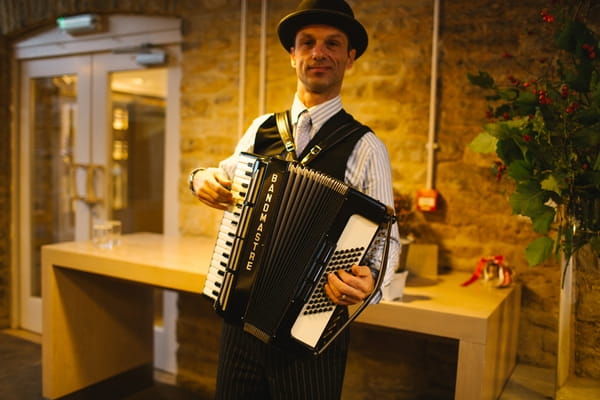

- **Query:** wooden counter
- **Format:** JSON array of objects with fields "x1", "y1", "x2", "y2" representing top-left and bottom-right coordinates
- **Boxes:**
[
  {"x1": 42, "y1": 233, "x2": 519, "y2": 399},
  {"x1": 357, "y1": 273, "x2": 521, "y2": 400},
  {"x1": 41, "y1": 233, "x2": 209, "y2": 399}
]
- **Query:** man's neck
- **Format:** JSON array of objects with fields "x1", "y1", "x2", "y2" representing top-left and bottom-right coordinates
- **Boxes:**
[{"x1": 296, "y1": 87, "x2": 340, "y2": 108}]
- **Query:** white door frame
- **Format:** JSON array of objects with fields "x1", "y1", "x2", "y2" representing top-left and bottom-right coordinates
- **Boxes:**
[
  {"x1": 13, "y1": 14, "x2": 182, "y2": 374},
  {"x1": 17, "y1": 55, "x2": 93, "y2": 333}
]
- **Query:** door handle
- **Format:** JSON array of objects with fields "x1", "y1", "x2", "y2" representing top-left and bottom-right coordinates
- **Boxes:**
[{"x1": 69, "y1": 163, "x2": 105, "y2": 207}]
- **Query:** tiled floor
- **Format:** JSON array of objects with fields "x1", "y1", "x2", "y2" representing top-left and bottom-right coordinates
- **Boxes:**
[{"x1": 2, "y1": 329, "x2": 599, "y2": 399}]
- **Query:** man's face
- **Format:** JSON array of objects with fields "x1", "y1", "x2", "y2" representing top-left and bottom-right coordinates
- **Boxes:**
[{"x1": 290, "y1": 24, "x2": 356, "y2": 99}]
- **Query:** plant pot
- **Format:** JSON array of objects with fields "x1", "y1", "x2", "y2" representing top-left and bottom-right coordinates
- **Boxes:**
[{"x1": 382, "y1": 270, "x2": 409, "y2": 301}]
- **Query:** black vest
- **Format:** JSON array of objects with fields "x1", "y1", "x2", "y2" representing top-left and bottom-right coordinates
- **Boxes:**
[{"x1": 253, "y1": 109, "x2": 371, "y2": 180}]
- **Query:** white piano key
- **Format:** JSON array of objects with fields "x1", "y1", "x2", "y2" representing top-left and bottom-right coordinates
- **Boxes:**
[{"x1": 203, "y1": 153, "x2": 260, "y2": 303}]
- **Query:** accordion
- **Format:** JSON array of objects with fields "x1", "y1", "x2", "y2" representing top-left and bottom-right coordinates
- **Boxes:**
[{"x1": 203, "y1": 152, "x2": 394, "y2": 354}]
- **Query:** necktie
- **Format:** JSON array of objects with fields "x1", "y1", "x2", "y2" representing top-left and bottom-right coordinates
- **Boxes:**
[{"x1": 295, "y1": 110, "x2": 312, "y2": 155}]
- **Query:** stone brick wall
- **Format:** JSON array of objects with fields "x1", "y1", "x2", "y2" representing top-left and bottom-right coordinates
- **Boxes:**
[
  {"x1": 0, "y1": 0, "x2": 599, "y2": 396},
  {"x1": 575, "y1": 247, "x2": 600, "y2": 378}
]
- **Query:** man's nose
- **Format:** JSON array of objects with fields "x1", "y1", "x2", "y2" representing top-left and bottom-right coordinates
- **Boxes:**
[{"x1": 311, "y1": 41, "x2": 326, "y2": 59}]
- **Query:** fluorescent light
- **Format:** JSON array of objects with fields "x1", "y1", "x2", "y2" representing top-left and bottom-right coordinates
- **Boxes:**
[{"x1": 57, "y1": 14, "x2": 102, "y2": 35}]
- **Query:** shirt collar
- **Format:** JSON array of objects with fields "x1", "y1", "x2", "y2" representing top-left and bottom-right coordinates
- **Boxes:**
[{"x1": 291, "y1": 95, "x2": 343, "y2": 134}]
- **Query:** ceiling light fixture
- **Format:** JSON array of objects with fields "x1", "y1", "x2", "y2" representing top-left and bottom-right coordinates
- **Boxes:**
[{"x1": 57, "y1": 14, "x2": 103, "y2": 35}]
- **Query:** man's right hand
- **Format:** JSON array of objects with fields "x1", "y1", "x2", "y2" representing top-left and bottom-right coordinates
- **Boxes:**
[{"x1": 192, "y1": 168, "x2": 234, "y2": 210}]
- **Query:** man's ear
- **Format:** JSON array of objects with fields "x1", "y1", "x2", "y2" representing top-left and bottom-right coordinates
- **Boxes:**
[
  {"x1": 346, "y1": 48, "x2": 356, "y2": 70},
  {"x1": 290, "y1": 47, "x2": 296, "y2": 68}
]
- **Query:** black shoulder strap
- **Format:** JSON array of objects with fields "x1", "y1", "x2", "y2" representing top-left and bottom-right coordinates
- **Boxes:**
[
  {"x1": 272, "y1": 109, "x2": 371, "y2": 166},
  {"x1": 274, "y1": 110, "x2": 297, "y2": 161},
  {"x1": 299, "y1": 122, "x2": 367, "y2": 166}
]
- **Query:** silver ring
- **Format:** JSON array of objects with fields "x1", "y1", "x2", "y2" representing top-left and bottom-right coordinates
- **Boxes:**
[{"x1": 341, "y1": 294, "x2": 347, "y2": 300}]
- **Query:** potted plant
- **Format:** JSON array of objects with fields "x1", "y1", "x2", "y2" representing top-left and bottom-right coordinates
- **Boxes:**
[{"x1": 468, "y1": 0, "x2": 600, "y2": 267}]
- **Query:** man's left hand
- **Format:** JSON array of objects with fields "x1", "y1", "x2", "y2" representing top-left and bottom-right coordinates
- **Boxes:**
[{"x1": 324, "y1": 265, "x2": 374, "y2": 305}]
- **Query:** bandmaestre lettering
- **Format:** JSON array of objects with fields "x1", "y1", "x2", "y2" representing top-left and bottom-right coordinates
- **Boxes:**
[{"x1": 245, "y1": 173, "x2": 278, "y2": 271}]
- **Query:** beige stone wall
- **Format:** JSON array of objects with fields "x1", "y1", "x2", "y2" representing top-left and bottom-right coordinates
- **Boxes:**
[
  {"x1": 0, "y1": 0, "x2": 599, "y2": 396},
  {"x1": 575, "y1": 247, "x2": 600, "y2": 378}
]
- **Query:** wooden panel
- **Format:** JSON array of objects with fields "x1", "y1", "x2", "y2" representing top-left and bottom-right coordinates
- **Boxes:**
[{"x1": 42, "y1": 265, "x2": 154, "y2": 398}]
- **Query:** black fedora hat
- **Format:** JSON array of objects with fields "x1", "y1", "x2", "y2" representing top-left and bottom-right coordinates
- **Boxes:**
[{"x1": 277, "y1": 0, "x2": 368, "y2": 59}]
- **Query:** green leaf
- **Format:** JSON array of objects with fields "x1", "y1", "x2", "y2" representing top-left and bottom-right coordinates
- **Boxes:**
[
  {"x1": 565, "y1": 61, "x2": 594, "y2": 92},
  {"x1": 555, "y1": 22, "x2": 579, "y2": 52},
  {"x1": 497, "y1": 138, "x2": 525, "y2": 165},
  {"x1": 499, "y1": 88, "x2": 520, "y2": 101},
  {"x1": 507, "y1": 160, "x2": 532, "y2": 181},
  {"x1": 540, "y1": 175, "x2": 561, "y2": 195},
  {"x1": 482, "y1": 122, "x2": 505, "y2": 139},
  {"x1": 574, "y1": 109, "x2": 600, "y2": 126},
  {"x1": 469, "y1": 132, "x2": 498, "y2": 154},
  {"x1": 514, "y1": 91, "x2": 538, "y2": 116},
  {"x1": 510, "y1": 192, "x2": 545, "y2": 217},
  {"x1": 525, "y1": 237, "x2": 555, "y2": 266},
  {"x1": 572, "y1": 126, "x2": 600, "y2": 148},
  {"x1": 577, "y1": 171, "x2": 600, "y2": 186},
  {"x1": 530, "y1": 206, "x2": 556, "y2": 234},
  {"x1": 467, "y1": 71, "x2": 495, "y2": 89},
  {"x1": 516, "y1": 90, "x2": 537, "y2": 105},
  {"x1": 509, "y1": 181, "x2": 548, "y2": 218},
  {"x1": 594, "y1": 153, "x2": 600, "y2": 171},
  {"x1": 555, "y1": 21, "x2": 594, "y2": 54}
]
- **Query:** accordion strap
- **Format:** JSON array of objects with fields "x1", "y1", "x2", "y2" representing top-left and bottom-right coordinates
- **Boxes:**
[
  {"x1": 274, "y1": 110, "x2": 367, "y2": 166},
  {"x1": 298, "y1": 122, "x2": 365, "y2": 166},
  {"x1": 274, "y1": 110, "x2": 297, "y2": 161}
]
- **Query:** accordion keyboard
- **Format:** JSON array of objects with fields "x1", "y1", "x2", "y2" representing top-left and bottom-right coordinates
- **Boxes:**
[
  {"x1": 203, "y1": 154, "x2": 257, "y2": 300},
  {"x1": 290, "y1": 213, "x2": 380, "y2": 348},
  {"x1": 302, "y1": 247, "x2": 363, "y2": 315}
]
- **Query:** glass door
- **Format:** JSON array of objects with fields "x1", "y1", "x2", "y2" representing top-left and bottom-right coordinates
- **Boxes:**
[
  {"x1": 19, "y1": 54, "x2": 168, "y2": 332},
  {"x1": 19, "y1": 56, "x2": 91, "y2": 332},
  {"x1": 109, "y1": 68, "x2": 166, "y2": 234}
]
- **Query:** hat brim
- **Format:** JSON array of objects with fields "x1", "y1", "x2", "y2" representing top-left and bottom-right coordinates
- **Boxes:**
[{"x1": 277, "y1": 9, "x2": 368, "y2": 59}]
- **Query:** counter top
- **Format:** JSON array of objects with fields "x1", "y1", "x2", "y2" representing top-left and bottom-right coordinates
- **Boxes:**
[{"x1": 42, "y1": 232, "x2": 212, "y2": 294}]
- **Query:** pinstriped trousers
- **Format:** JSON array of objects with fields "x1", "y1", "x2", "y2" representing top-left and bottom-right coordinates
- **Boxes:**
[{"x1": 215, "y1": 320, "x2": 350, "y2": 400}]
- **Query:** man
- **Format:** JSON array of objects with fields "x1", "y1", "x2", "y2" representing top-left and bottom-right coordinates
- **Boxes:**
[{"x1": 190, "y1": 1, "x2": 399, "y2": 398}]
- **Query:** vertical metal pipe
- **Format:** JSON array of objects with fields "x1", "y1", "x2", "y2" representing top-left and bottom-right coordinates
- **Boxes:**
[
  {"x1": 426, "y1": 0, "x2": 440, "y2": 189},
  {"x1": 258, "y1": 0, "x2": 267, "y2": 115},
  {"x1": 238, "y1": 0, "x2": 248, "y2": 137}
]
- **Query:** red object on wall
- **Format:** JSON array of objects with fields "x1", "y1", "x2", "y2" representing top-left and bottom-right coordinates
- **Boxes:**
[{"x1": 416, "y1": 188, "x2": 438, "y2": 212}]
